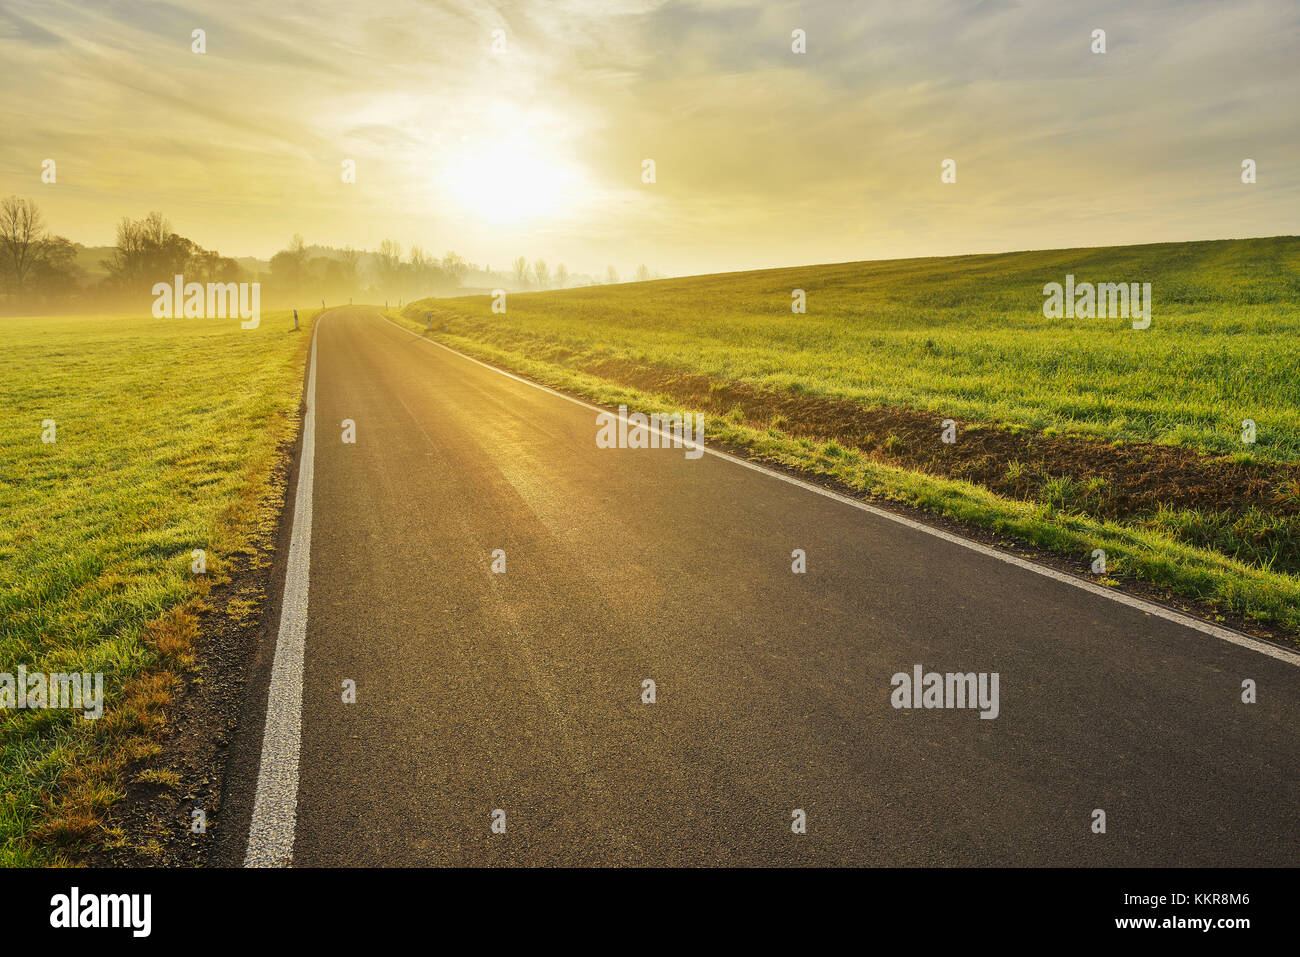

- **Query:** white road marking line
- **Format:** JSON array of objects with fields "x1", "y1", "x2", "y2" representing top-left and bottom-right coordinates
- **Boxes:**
[
  {"x1": 378, "y1": 310, "x2": 1300, "y2": 667},
  {"x1": 244, "y1": 316, "x2": 323, "y2": 867}
]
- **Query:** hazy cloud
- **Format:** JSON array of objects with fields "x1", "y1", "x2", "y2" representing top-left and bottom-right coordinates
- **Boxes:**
[{"x1": 1, "y1": 0, "x2": 1295, "y2": 275}]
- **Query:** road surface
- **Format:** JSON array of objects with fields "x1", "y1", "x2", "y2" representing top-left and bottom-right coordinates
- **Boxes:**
[{"x1": 217, "y1": 306, "x2": 1300, "y2": 866}]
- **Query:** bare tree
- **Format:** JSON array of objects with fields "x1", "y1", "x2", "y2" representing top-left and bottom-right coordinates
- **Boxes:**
[
  {"x1": 635, "y1": 264, "x2": 651, "y2": 282},
  {"x1": 270, "y1": 233, "x2": 312, "y2": 293},
  {"x1": 104, "y1": 217, "x2": 146, "y2": 281},
  {"x1": 532, "y1": 259, "x2": 550, "y2": 289},
  {"x1": 374, "y1": 239, "x2": 403, "y2": 290},
  {"x1": 0, "y1": 196, "x2": 48, "y2": 289},
  {"x1": 555, "y1": 263, "x2": 569, "y2": 288},
  {"x1": 441, "y1": 251, "x2": 468, "y2": 285},
  {"x1": 101, "y1": 211, "x2": 194, "y2": 286},
  {"x1": 141, "y1": 211, "x2": 172, "y2": 249},
  {"x1": 605, "y1": 265, "x2": 619, "y2": 285},
  {"x1": 513, "y1": 256, "x2": 529, "y2": 288},
  {"x1": 339, "y1": 245, "x2": 361, "y2": 288}
]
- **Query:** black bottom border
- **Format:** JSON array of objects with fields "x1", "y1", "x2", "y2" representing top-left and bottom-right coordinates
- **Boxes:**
[{"x1": 5, "y1": 867, "x2": 1281, "y2": 943}]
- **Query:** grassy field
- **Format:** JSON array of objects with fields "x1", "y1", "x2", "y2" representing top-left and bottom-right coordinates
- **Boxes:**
[
  {"x1": 0, "y1": 308, "x2": 314, "y2": 866},
  {"x1": 397, "y1": 236, "x2": 1300, "y2": 638}
]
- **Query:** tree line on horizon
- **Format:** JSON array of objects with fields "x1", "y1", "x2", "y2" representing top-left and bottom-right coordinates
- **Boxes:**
[{"x1": 0, "y1": 194, "x2": 661, "y2": 314}]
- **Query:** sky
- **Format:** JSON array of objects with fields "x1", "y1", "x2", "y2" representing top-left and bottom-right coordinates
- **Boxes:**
[{"x1": 1, "y1": 0, "x2": 1297, "y2": 277}]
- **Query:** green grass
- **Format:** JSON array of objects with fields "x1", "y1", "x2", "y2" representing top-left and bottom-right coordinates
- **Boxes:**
[
  {"x1": 397, "y1": 236, "x2": 1300, "y2": 638},
  {"x1": 410, "y1": 236, "x2": 1300, "y2": 459},
  {"x1": 0, "y1": 308, "x2": 314, "y2": 865}
]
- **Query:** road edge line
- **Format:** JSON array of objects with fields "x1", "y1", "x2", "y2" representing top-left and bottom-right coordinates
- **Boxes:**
[
  {"x1": 378, "y1": 310, "x2": 1300, "y2": 667},
  {"x1": 244, "y1": 314, "x2": 322, "y2": 866}
]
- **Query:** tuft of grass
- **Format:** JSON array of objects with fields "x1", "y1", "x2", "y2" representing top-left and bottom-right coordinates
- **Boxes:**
[{"x1": 134, "y1": 768, "x2": 182, "y2": 788}]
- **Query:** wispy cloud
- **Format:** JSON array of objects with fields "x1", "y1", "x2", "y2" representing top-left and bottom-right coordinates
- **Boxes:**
[{"x1": 1, "y1": 0, "x2": 1295, "y2": 275}]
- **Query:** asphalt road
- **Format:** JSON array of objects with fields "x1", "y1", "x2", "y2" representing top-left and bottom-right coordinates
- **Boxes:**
[{"x1": 222, "y1": 305, "x2": 1300, "y2": 866}]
